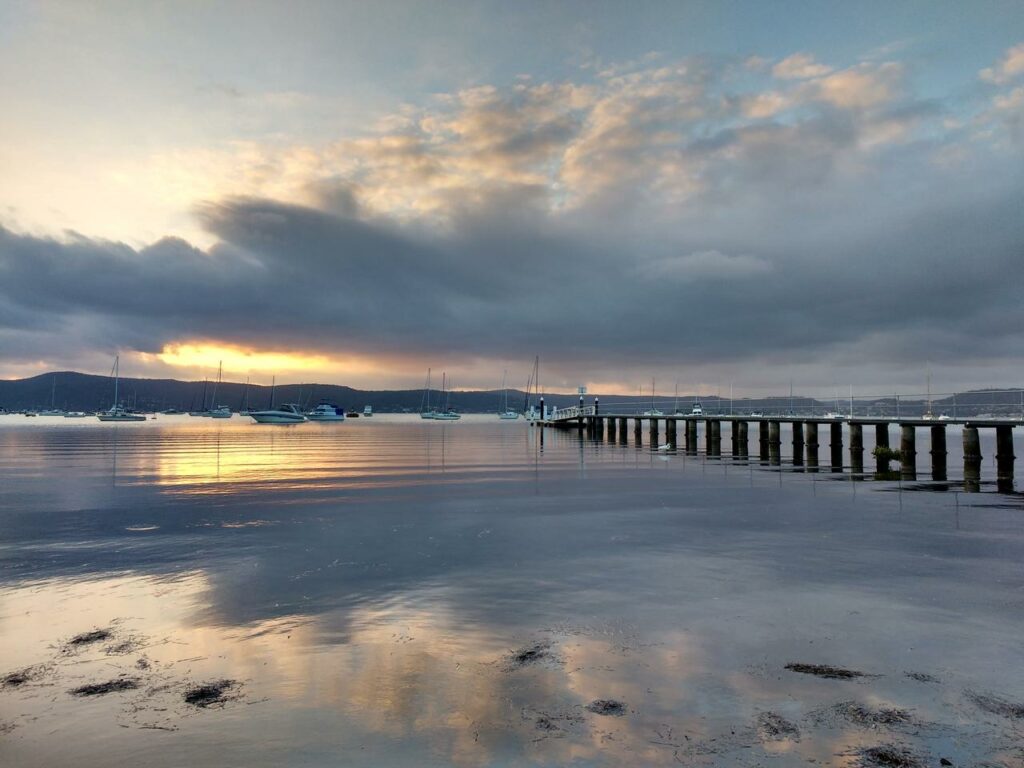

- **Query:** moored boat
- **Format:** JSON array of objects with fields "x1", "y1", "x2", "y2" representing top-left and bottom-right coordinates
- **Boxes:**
[
  {"x1": 250, "y1": 404, "x2": 307, "y2": 424},
  {"x1": 307, "y1": 403, "x2": 346, "y2": 422}
]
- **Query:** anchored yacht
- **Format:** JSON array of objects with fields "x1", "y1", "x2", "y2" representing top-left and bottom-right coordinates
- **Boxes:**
[
  {"x1": 307, "y1": 403, "x2": 346, "y2": 422},
  {"x1": 250, "y1": 404, "x2": 307, "y2": 424}
]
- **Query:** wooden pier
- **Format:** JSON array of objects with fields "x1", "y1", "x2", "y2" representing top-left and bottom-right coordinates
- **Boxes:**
[{"x1": 541, "y1": 405, "x2": 1019, "y2": 487}]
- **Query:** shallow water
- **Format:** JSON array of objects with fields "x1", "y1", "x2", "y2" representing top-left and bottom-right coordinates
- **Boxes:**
[{"x1": 1, "y1": 415, "x2": 1023, "y2": 767}]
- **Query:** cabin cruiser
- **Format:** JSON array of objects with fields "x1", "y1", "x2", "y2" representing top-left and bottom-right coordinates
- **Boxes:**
[
  {"x1": 643, "y1": 409, "x2": 664, "y2": 416},
  {"x1": 208, "y1": 405, "x2": 232, "y2": 419},
  {"x1": 307, "y1": 403, "x2": 346, "y2": 422},
  {"x1": 98, "y1": 405, "x2": 147, "y2": 422},
  {"x1": 64, "y1": 411, "x2": 87, "y2": 418},
  {"x1": 498, "y1": 410, "x2": 519, "y2": 420},
  {"x1": 691, "y1": 402, "x2": 703, "y2": 416},
  {"x1": 362, "y1": 405, "x2": 373, "y2": 417},
  {"x1": 433, "y1": 411, "x2": 461, "y2": 421},
  {"x1": 249, "y1": 404, "x2": 307, "y2": 424}
]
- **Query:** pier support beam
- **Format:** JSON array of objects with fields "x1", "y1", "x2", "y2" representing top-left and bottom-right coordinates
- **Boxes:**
[
  {"x1": 736, "y1": 421, "x2": 749, "y2": 457},
  {"x1": 708, "y1": 420, "x2": 721, "y2": 456},
  {"x1": 768, "y1": 421, "x2": 781, "y2": 464},
  {"x1": 900, "y1": 424, "x2": 917, "y2": 479},
  {"x1": 830, "y1": 422, "x2": 843, "y2": 471},
  {"x1": 686, "y1": 420, "x2": 698, "y2": 454},
  {"x1": 634, "y1": 417, "x2": 643, "y2": 446},
  {"x1": 850, "y1": 424, "x2": 864, "y2": 474},
  {"x1": 666, "y1": 419, "x2": 677, "y2": 449},
  {"x1": 996, "y1": 425, "x2": 1015, "y2": 489},
  {"x1": 875, "y1": 424, "x2": 890, "y2": 473},
  {"x1": 792, "y1": 421, "x2": 805, "y2": 466},
  {"x1": 649, "y1": 418, "x2": 659, "y2": 448},
  {"x1": 805, "y1": 422, "x2": 819, "y2": 470},
  {"x1": 929, "y1": 425, "x2": 947, "y2": 480},
  {"x1": 618, "y1": 417, "x2": 628, "y2": 444},
  {"x1": 963, "y1": 426, "x2": 981, "y2": 492},
  {"x1": 759, "y1": 421, "x2": 770, "y2": 460},
  {"x1": 606, "y1": 417, "x2": 616, "y2": 441}
]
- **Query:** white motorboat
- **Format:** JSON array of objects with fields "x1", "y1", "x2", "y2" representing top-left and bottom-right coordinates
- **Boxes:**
[
  {"x1": 97, "y1": 356, "x2": 147, "y2": 421},
  {"x1": 208, "y1": 405, "x2": 232, "y2": 419},
  {"x1": 98, "y1": 405, "x2": 147, "y2": 422},
  {"x1": 250, "y1": 404, "x2": 307, "y2": 424},
  {"x1": 499, "y1": 410, "x2": 519, "y2": 420},
  {"x1": 64, "y1": 411, "x2": 87, "y2": 418},
  {"x1": 307, "y1": 403, "x2": 346, "y2": 422},
  {"x1": 434, "y1": 411, "x2": 461, "y2": 421},
  {"x1": 362, "y1": 405, "x2": 373, "y2": 417},
  {"x1": 691, "y1": 402, "x2": 703, "y2": 416},
  {"x1": 643, "y1": 409, "x2": 664, "y2": 416}
]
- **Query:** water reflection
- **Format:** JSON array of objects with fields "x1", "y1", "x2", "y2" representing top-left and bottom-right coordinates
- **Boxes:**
[{"x1": 1, "y1": 417, "x2": 1024, "y2": 766}]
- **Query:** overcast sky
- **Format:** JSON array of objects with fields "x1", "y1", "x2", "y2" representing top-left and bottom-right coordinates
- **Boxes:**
[{"x1": 1, "y1": 1, "x2": 1022, "y2": 396}]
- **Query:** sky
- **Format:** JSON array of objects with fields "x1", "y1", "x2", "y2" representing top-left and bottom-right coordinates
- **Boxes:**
[{"x1": 0, "y1": 0, "x2": 1022, "y2": 397}]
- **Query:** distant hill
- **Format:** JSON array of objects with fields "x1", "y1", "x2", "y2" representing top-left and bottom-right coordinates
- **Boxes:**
[{"x1": 0, "y1": 371, "x2": 1020, "y2": 417}]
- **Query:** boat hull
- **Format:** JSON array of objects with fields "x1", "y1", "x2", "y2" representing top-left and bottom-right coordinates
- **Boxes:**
[{"x1": 97, "y1": 414, "x2": 147, "y2": 422}]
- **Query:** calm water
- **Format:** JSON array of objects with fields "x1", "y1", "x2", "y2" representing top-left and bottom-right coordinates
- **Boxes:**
[{"x1": 2, "y1": 415, "x2": 1023, "y2": 767}]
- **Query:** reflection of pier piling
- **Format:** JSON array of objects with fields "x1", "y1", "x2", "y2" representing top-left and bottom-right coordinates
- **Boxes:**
[{"x1": 875, "y1": 424, "x2": 890, "y2": 473}]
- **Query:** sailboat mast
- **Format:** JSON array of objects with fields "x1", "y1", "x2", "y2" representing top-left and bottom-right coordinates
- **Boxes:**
[{"x1": 113, "y1": 355, "x2": 119, "y2": 409}]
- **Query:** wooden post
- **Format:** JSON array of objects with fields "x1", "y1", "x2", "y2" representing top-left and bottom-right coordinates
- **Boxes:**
[
  {"x1": 805, "y1": 421, "x2": 819, "y2": 469},
  {"x1": 996, "y1": 425, "x2": 1015, "y2": 487},
  {"x1": 686, "y1": 419, "x2": 698, "y2": 453},
  {"x1": 649, "y1": 417, "x2": 659, "y2": 447},
  {"x1": 875, "y1": 424, "x2": 890, "y2": 473},
  {"x1": 736, "y1": 421, "x2": 749, "y2": 457},
  {"x1": 634, "y1": 417, "x2": 643, "y2": 445},
  {"x1": 929, "y1": 424, "x2": 947, "y2": 480},
  {"x1": 759, "y1": 421, "x2": 770, "y2": 460},
  {"x1": 768, "y1": 421, "x2": 781, "y2": 464},
  {"x1": 792, "y1": 421, "x2": 804, "y2": 465},
  {"x1": 850, "y1": 423, "x2": 864, "y2": 474},
  {"x1": 900, "y1": 424, "x2": 916, "y2": 479},
  {"x1": 963, "y1": 425, "x2": 981, "y2": 492},
  {"x1": 830, "y1": 422, "x2": 843, "y2": 471},
  {"x1": 709, "y1": 420, "x2": 721, "y2": 456},
  {"x1": 666, "y1": 418, "x2": 677, "y2": 449}
]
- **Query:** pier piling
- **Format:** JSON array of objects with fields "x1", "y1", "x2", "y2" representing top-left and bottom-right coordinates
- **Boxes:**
[
  {"x1": 875, "y1": 424, "x2": 890, "y2": 473},
  {"x1": 830, "y1": 422, "x2": 843, "y2": 471},
  {"x1": 996, "y1": 425, "x2": 1015, "y2": 488},
  {"x1": 900, "y1": 424, "x2": 916, "y2": 479},
  {"x1": 792, "y1": 421, "x2": 804, "y2": 466},
  {"x1": 686, "y1": 420, "x2": 698, "y2": 454},
  {"x1": 805, "y1": 422, "x2": 818, "y2": 469},
  {"x1": 963, "y1": 426, "x2": 982, "y2": 492},
  {"x1": 736, "y1": 421, "x2": 749, "y2": 457},
  {"x1": 768, "y1": 421, "x2": 781, "y2": 464},
  {"x1": 850, "y1": 423, "x2": 864, "y2": 474},
  {"x1": 759, "y1": 421, "x2": 770, "y2": 460},
  {"x1": 929, "y1": 425, "x2": 947, "y2": 480}
]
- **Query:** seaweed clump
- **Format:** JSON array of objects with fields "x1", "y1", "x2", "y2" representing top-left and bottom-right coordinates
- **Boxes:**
[
  {"x1": 785, "y1": 662, "x2": 866, "y2": 680},
  {"x1": 857, "y1": 745, "x2": 922, "y2": 768},
  {"x1": 184, "y1": 679, "x2": 241, "y2": 708},
  {"x1": 757, "y1": 711, "x2": 800, "y2": 741},
  {"x1": 966, "y1": 690, "x2": 1024, "y2": 719},
  {"x1": 70, "y1": 679, "x2": 140, "y2": 697},
  {"x1": 585, "y1": 699, "x2": 626, "y2": 717}
]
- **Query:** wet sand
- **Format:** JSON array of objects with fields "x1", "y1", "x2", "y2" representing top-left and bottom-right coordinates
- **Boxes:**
[{"x1": 1, "y1": 415, "x2": 1023, "y2": 766}]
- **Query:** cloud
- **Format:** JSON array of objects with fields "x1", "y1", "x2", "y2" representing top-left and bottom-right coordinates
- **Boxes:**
[
  {"x1": 2, "y1": 48, "x2": 1023, "y2": 391},
  {"x1": 772, "y1": 53, "x2": 833, "y2": 80},
  {"x1": 980, "y1": 42, "x2": 1024, "y2": 84}
]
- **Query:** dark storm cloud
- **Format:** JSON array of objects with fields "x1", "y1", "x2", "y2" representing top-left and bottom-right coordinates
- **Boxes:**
[
  {"x1": 1, "y1": 167, "x2": 1022, "y2": 379},
  {"x1": 1, "y1": 48, "x2": 1023, "y2": 387}
]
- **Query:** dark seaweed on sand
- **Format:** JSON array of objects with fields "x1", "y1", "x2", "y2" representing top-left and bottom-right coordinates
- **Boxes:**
[
  {"x1": 785, "y1": 662, "x2": 865, "y2": 680},
  {"x1": 66, "y1": 629, "x2": 113, "y2": 648},
  {"x1": 184, "y1": 679, "x2": 241, "y2": 708},
  {"x1": 857, "y1": 744, "x2": 922, "y2": 767},
  {"x1": 966, "y1": 690, "x2": 1024, "y2": 719},
  {"x1": 70, "y1": 679, "x2": 140, "y2": 697},
  {"x1": 757, "y1": 711, "x2": 800, "y2": 740},
  {"x1": 585, "y1": 699, "x2": 626, "y2": 716}
]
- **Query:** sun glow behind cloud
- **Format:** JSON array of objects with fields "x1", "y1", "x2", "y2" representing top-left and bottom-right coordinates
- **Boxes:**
[{"x1": 149, "y1": 342, "x2": 338, "y2": 377}]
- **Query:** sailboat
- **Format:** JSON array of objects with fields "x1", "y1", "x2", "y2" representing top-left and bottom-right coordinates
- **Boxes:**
[
  {"x1": 206, "y1": 362, "x2": 232, "y2": 417},
  {"x1": 97, "y1": 356, "x2": 146, "y2": 421},
  {"x1": 420, "y1": 368, "x2": 437, "y2": 419},
  {"x1": 249, "y1": 376, "x2": 307, "y2": 424},
  {"x1": 643, "y1": 378, "x2": 664, "y2": 416},
  {"x1": 433, "y1": 372, "x2": 461, "y2": 420},
  {"x1": 238, "y1": 377, "x2": 252, "y2": 416},
  {"x1": 498, "y1": 370, "x2": 519, "y2": 419},
  {"x1": 39, "y1": 374, "x2": 64, "y2": 416},
  {"x1": 524, "y1": 357, "x2": 543, "y2": 422},
  {"x1": 189, "y1": 377, "x2": 210, "y2": 416}
]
